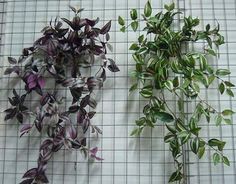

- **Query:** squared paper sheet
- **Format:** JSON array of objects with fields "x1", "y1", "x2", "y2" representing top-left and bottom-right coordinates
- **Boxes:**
[{"x1": 0, "y1": 0, "x2": 236, "y2": 184}]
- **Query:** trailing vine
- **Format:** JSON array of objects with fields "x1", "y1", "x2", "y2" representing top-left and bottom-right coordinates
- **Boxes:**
[
  {"x1": 119, "y1": 2, "x2": 234, "y2": 183},
  {"x1": 4, "y1": 6, "x2": 119, "y2": 184}
]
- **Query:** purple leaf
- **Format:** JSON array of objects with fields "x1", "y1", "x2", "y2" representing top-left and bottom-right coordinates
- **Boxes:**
[
  {"x1": 20, "y1": 94, "x2": 27, "y2": 103},
  {"x1": 85, "y1": 17, "x2": 99, "y2": 27},
  {"x1": 19, "y1": 178, "x2": 34, "y2": 184},
  {"x1": 35, "y1": 119, "x2": 43, "y2": 132},
  {"x1": 22, "y1": 48, "x2": 29, "y2": 56},
  {"x1": 4, "y1": 108, "x2": 13, "y2": 113},
  {"x1": 67, "y1": 125, "x2": 77, "y2": 139},
  {"x1": 107, "y1": 58, "x2": 120, "y2": 72},
  {"x1": 62, "y1": 78, "x2": 76, "y2": 87},
  {"x1": 88, "y1": 97, "x2": 97, "y2": 109},
  {"x1": 90, "y1": 147, "x2": 104, "y2": 161},
  {"x1": 20, "y1": 124, "x2": 32, "y2": 137},
  {"x1": 27, "y1": 74, "x2": 37, "y2": 89},
  {"x1": 71, "y1": 139, "x2": 82, "y2": 149},
  {"x1": 4, "y1": 107, "x2": 17, "y2": 121},
  {"x1": 38, "y1": 77, "x2": 45, "y2": 89},
  {"x1": 80, "y1": 137, "x2": 87, "y2": 147},
  {"x1": 4, "y1": 67, "x2": 13, "y2": 75},
  {"x1": 8, "y1": 97, "x2": 16, "y2": 106},
  {"x1": 82, "y1": 118, "x2": 90, "y2": 133},
  {"x1": 69, "y1": 105, "x2": 80, "y2": 113},
  {"x1": 88, "y1": 111, "x2": 96, "y2": 119},
  {"x1": 100, "y1": 68, "x2": 106, "y2": 81},
  {"x1": 90, "y1": 147, "x2": 98, "y2": 155},
  {"x1": 70, "y1": 87, "x2": 82, "y2": 103},
  {"x1": 52, "y1": 142, "x2": 63, "y2": 152},
  {"x1": 13, "y1": 88, "x2": 19, "y2": 98},
  {"x1": 36, "y1": 173, "x2": 49, "y2": 183},
  {"x1": 17, "y1": 113, "x2": 23, "y2": 124},
  {"x1": 80, "y1": 95, "x2": 90, "y2": 108},
  {"x1": 19, "y1": 105, "x2": 28, "y2": 112},
  {"x1": 69, "y1": 5, "x2": 77, "y2": 13},
  {"x1": 106, "y1": 33, "x2": 110, "y2": 41},
  {"x1": 100, "y1": 20, "x2": 111, "y2": 35},
  {"x1": 92, "y1": 155, "x2": 104, "y2": 161},
  {"x1": 22, "y1": 168, "x2": 37, "y2": 178},
  {"x1": 94, "y1": 125, "x2": 103, "y2": 134},
  {"x1": 8, "y1": 57, "x2": 17, "y2": 64},
  {"x1": 40, "y1": 139, "x2": 53, "y2": 150},
  {"x1": 40, "y1": 93, "x2": 49, "y2": 106},
  {"x1": 37, "y1": 160, "x2": 47, "y2": 174},
  {"x1": 77, "y1": 110, "x2": 85, "y2": 124}
]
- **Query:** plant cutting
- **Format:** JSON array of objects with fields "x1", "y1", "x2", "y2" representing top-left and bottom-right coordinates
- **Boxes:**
[
  {"x1": 4, "y1": 6, "x2": 119, "y2": 184},
  {"x1": 119, "y1": 2, "x2": 234, "y2": 183}
]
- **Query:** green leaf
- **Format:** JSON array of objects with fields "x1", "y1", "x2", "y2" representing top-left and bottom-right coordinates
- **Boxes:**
[
  {"x1": 190, "y1": 137, "x2": 200, "y2": 154},
  {"x1": 118, "y1": 16, "x2": 125, "y2": 26},
  {"x1": 155, "y1": 111, "x2": 174, "y2": 122},
  {"x1": 146, "y1": 119, "x2": 154, "y2": 127},
  {"x1": 164, "y1": 80, "x2": 174, "y2": 91},
  {"x1": 208, "y1": 75, "x2": 216, "y2": 85},
  {"x1": 144, "y1": 1, "x2": 152, "y2": 17},
  {"x1": 140, "y1": 85, "x2": 153, "y2": 98},
  {"x1": 180, "y1": 133, "x2": 191, "y2": 144},
  {"x1": 215, "y1": 114, "x2": 223, "y2": 126},
  {"x1": 208, "y1": 139, "x2": 226, "y2": 151},
  {"x1": 177, "y1": 130, "x2": 189, "y2": 138},
  {"x1": 130, "y1": 127, "x2": 143, "y2": 136},
  {"x1": 138, "y1": 35, "x2": 144, "y2": 43},
  {"x1": 120, "y1": 26, "x2": 125, "y2": 32},
  {"x1": 224, "y1": 81, "x2": 235, "y2": 87},
  {"x1": 216, "y1": 69, "x2": 231, "y2": 76},
  {"x1": 168, "y1": 2, "x2": 175, "y2": 11},
  {"x1": 218, "y1": 82, "x2": 225, "y2": 94},
  {"x1": 135, "y1": 117, "x2": 146, "y2": 126},
  {"x1": 224, "y1": 118, "x2": 232, "y2": 125},
  {"x1": 131, "y1": 21, "x2": 138, "y2": 32},
  {"x1": 213, "y1": 152, "x2": 221, "y2": 165},
  {"x1": 199, "y1": 55, "x2": 207, "y2": 71},
  {"x1": 150, "y1": 96, "x2": 160, "y2": 108},
  {"x1": 130, "y1": 9, "x2": 138, "y2": 20},
  {"x1": 206, "y1": 48, "x2": 217, "y2": 56},
  {"x1": 129, "y1": 43, "x2": 139, "y2": 50},
  {"x1": 189, "y1": 118, "x2": 197, "y2": 130},
  {"x1": 176, "y1": 119, "x2": 187, "y2": 131},
  {"x1": 222, "y1": 109, "x2": 235, "y2": 116},
  {"x1": 206, "y1": 24, "x2": 210, "y2": 32},
  {"x1": 182, "y1": 78, "x2": 190, "y2": 88},
  {"x1": 165, "y1": 124, "x2": 176, "y2": 134},
  {"x1": 164, "y1": 4, "x2": 169, "y2": 11},
  {"x1": 164, "y1": 133, "x2": 175, "y2": 143},
  {"x1": 129, "y1": 83, "x2": 138, "y2": 93},
  {"x1": 198, "y1": 146, "x2": 205, "y2": 159},
  {"x1": 130, "y1": 128, "x2": 139, "y2": 136},
  {"x1": 177, "y1": 99, "x2": 184, "y2": 112},
  {"x1": 226, "y1": 88, "x2": 234, "y2": 97},
  {"x1": 173, "y1": 76, "x2": 179, "y2": 87},
  {"x1": 168, "y1": 171, "x2": 183, "y2": 182},
  {"x1": 222, "y1": 156, "x2": 230, "y2": 166}
]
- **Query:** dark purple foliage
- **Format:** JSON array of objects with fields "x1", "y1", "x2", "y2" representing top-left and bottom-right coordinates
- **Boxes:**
[
  {"x1": 4, "y1": 6, "x2": 118, "y2": 184},
  {"x1": 90, "y1": 147, "x2": 104, "y2": 161}
]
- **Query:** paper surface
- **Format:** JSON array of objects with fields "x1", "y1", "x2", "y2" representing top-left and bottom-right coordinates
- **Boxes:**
[{"x1": 0, "y1": 0, "x2": 236, "y2": 183}]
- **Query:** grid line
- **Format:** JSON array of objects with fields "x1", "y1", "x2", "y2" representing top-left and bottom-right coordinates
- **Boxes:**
[{"x1": 0, "y1": 1, "x2": 236, "y2": 184}]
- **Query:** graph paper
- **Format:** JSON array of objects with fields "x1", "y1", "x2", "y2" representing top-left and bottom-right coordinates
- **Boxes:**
[{"x1": 0, "y1": 0, "x2": 236, "y2": 184}]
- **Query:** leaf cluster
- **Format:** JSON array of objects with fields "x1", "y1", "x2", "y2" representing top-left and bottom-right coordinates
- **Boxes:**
[
  {"x1": 119, "y1": 1, "x2": 234, "y2": 183},
  {"x1": 4, "y1": 7, "x2": 118, "y2": 184}
]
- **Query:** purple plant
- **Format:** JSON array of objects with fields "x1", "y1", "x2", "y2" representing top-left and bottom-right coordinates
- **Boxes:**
[{"x1": 4, "y1": 6, "x2": 119, "y2": 184}]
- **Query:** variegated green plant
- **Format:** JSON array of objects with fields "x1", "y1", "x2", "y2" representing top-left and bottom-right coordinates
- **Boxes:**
[{"x1": 119, "y1": 2, "x2": 234, "y2": 183}]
